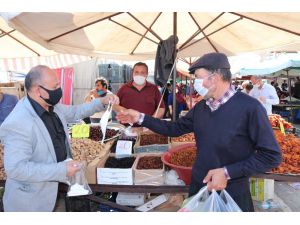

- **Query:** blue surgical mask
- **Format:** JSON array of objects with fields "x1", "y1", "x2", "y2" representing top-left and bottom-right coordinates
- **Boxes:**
[{"x1": 194, "y1": 79, "x2": 209, "y2": 97}]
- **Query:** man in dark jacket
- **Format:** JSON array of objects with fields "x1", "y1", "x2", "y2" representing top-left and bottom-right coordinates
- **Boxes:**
[{"x1": 116, "y1": 53, "x2": 282, "y2": 212}]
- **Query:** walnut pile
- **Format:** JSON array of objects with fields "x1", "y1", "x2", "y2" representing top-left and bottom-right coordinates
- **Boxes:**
[
  {"x1": 70, "y1": 138, "x2": 111, "y2": 164},
  {"x1": 0, "y1": 144, "x2": 6, "y2": 180}
]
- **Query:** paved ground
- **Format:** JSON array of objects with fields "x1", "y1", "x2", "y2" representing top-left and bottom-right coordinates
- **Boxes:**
[
  {"x1": 273, "y1": 182, "x2": 300, "y2": 212},
  {"x1": 254, "y1": 182, "x2": 300, "y2": 212}
]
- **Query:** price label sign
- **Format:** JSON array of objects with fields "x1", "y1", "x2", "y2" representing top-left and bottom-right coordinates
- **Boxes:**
[
  {"x1": 116, "y1": 140, "x2": 133, "y2": 156},
  {"x1": 279, "y1": 121, "x2": 286, "y2": 135},
  {"x1": 72, "y1": 124, "x2": 90, "y2": 138}
]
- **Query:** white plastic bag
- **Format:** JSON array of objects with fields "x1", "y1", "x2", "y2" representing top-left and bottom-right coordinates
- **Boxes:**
[
  {"x1": 179, "y1": 186, "x2": 242, "y2": 212},
  {"x1": 165, "y1": 170, "x2": 185, "y2": 186},
  {"x1": 67, "y1": 161, "x2": 92, "y2": 197},
  {"x1": 220, "y1": 189, "x2": 242, "y2": 212},
  {"x1": 178, "y1": 186, "x2": 209, "y2": 212},
  {"x1": 202, "y1": 189, "x2": 228, "y2": 212}
]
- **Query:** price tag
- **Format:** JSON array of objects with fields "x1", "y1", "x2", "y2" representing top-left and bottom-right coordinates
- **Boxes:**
[
  {"x1": 279, "y1": 121, "x2": 286, "y2": 135},
  {"x1": 115, "y1": 140, "x2": 133, "y2": 156},
  {"x1": 72, "y1": 124, "x2": 90, "y2": 138}
]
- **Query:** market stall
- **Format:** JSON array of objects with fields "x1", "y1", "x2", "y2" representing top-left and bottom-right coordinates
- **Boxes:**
[{"x1": 1, "y1": 117, "x2": 300, "y2": 212}]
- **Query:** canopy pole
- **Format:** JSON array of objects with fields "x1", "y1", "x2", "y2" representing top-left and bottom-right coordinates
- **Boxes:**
[
  {"x1": 287, "y1": 70, "x2": 292, "y2": 102},
  {"x1": 172, "y1": 12, "x2": 177, "y2": 121}
]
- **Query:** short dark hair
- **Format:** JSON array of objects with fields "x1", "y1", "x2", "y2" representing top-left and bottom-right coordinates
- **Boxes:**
[
  {"x1": 132, "y1": 62, "x2": 148, "y2": 73},
  {"x1": 25, "y1": 65, "x2": 49, "y2": 91},
  {"x1": 207, "y1": 68, "x2": 232, "y2": 82},
  {"x1": 95, "y1": 77, "x2": 108, "y2": 89},
  {"x1": 245, "y1": 84, "x2": 253, "y2": 91}
]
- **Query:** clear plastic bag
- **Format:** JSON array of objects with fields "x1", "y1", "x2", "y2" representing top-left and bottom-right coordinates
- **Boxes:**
[
  {"x1": 219, "y1": 189, "x2": 242, "y2": 212},
  {"x1": 165, "y1": 170, "x2": 185, "y2": 186},
  {"x1": 179, "y1": 186, "x2": 242, "y2": 212},
  {"x1": 67, "y1": 161, "x2": 92, "y2": 197},
  {"x1": 178, "y1": 186, "x2": 209, "y2": 212}
]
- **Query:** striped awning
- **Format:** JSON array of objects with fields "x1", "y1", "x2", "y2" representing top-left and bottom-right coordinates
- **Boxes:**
[{"x1": 0, "y1": 54, "x2": 91, "y2": 72}]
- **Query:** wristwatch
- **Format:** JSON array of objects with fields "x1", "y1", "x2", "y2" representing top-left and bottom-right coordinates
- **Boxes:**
[{"x1": 137, "y1": 113, "x2": 145, "y2": 125}]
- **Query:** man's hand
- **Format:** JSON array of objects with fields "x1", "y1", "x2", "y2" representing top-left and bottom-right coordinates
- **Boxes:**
[
  {"x1": 100, "y1": 93, "x2": 119, "y2": 105},
  {"x1": 90, "y1": 89, "x2": 98, "y2": 98},
  {"x1": 116, "y1": 109, "x2": 140, "y2": 124},
  {"x1": 66, "y1": 161, "x2": 81, "y2": 177},
  {"x1": 203, "y1": 168, "x2": 228, "y2": 191},
  {"x1": 258, "y1": 96, "x2": 266, "y2": 104}
]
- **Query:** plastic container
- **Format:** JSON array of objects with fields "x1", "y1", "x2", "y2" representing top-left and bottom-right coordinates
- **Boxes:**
[{"x1": 161, "y1": 143, "x2": 196, "y2": 185}]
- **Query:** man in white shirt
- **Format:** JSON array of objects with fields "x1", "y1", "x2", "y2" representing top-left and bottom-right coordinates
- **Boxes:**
[{"x1": 249, "y1": 76, "x2": 279, "y2": 115}]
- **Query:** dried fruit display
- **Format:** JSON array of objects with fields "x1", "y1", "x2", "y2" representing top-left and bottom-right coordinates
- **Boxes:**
[
  {"x1": 271, "y1": 130, "x2": 300, "y2": 174},
  {"x1": 269, "y1": 114, "x2": 293, "y2": 130},
  {"x1": 71, "y1": 138, "x2": 110, "y2": 164},
  {"x1": 139, "y1": 133, "x2": 168, "y2": 146},
  {"x1": 104, "y1": 156, "x2": 136, "y2": 169},
  {"x1": 171, "y1": 133, "x2": 195, "y2": 142},
  {"x1": 169, "y1": 146, "x2": 197, "y2": 167},
  {"x1": 89, "y1": 126, "x2": 119, "y2": 142},
  {"x1": 136, "y1": 156, "x2": 163, "y2": 169},
  {"x1": 0, "y1": 144, "x2": 6, "y2": 180}
]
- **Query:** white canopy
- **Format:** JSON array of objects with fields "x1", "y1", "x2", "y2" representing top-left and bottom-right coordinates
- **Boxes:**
[
  {"x1": 0, "y1": 16, "x2": 91, "y2": 72},
  {"x1": 5, "y1": 12, "x2": 300, "y2": 60}
]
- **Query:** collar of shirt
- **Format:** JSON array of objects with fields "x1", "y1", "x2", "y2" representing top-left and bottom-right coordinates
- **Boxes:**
[
  {"x1": 28, "y1": 95, "x2": 54, "y2": 117},
  {"x1": 206, "y1": 85, "x2": 237, "y2": 111}
]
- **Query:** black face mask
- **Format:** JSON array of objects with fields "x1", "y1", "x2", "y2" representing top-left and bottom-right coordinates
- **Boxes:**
[{"x1": 39, "y1": 85, "x2": 62, "y2": 106}]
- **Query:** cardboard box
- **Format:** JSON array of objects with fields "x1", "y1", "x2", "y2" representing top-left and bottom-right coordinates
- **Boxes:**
[
  {"x1": 250, "y1": 178, "x2": 274, "y2": 202},
  {"x1": 136, "y1": 194, "x2": 169, "y2": 212},
  {"x1": 116, "y1": 192, "x2": 146, "y2": 206},
  {"x1": 97, "y1": 155, "x2": 136, "y2": 185},
  {"x1": 134, "y1": 131, "x2": 170, "y2": 153},
  {"x1": 133, "y1": 153, "x2": 165, "y2": 185},
  {"x1": 0, "y1": 82, "x2": 25, "y2": 99},
  {"x1": 86, "y1": 154, "x2": 109, "y2": 184},
  {"x1": 152, "y1": 194, "x2": 185, "y2": 212},
  {"x1": 72, "y1": 139, "x2": 114, "y2": 184}
]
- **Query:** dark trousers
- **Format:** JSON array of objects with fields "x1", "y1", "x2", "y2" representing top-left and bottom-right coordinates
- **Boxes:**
[{"x1": 189, "y1": 180, "x2": 254, "y2": 212}]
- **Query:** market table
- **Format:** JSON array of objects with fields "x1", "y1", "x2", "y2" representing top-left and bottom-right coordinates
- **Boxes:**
[
  {"x1": 1, "y1": 173, "x2": 300, "y2": 212},
  {"x1": 2, "y1": 173, "x2": 300, "y2": 192}
]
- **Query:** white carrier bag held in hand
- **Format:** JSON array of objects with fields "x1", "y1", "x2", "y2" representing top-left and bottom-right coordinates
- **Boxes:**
[
  {"x1": 67, "y1": 161, "x2": 92, "y2": 197},
  {"x1": 178, "y1": 186, "x2": 242, "y2": 212}
]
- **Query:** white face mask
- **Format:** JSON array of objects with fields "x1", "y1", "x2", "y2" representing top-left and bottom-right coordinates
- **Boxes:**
[
  {"x1": 194, "y1": 78, "x2": 209, "y2": 97},
  {"x1": 133, "y1": 75, "x2": 146, "y2": 85}
]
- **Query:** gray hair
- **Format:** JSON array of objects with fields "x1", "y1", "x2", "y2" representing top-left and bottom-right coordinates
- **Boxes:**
[
  {"x1": 207, "y1": 68, "x2": 232, "y2": 82},
  {"x1": 25, "y1": 65, "x2": 49, "y2": 91}
]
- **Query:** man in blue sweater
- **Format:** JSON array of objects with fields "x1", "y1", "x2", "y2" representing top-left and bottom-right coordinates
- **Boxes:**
[
  {"x1": 116, "y1": 53, "x2": 282, "y2": 212},
  {"x1": 0, "y1": 87, "x2": 18, "y2": 126}
]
